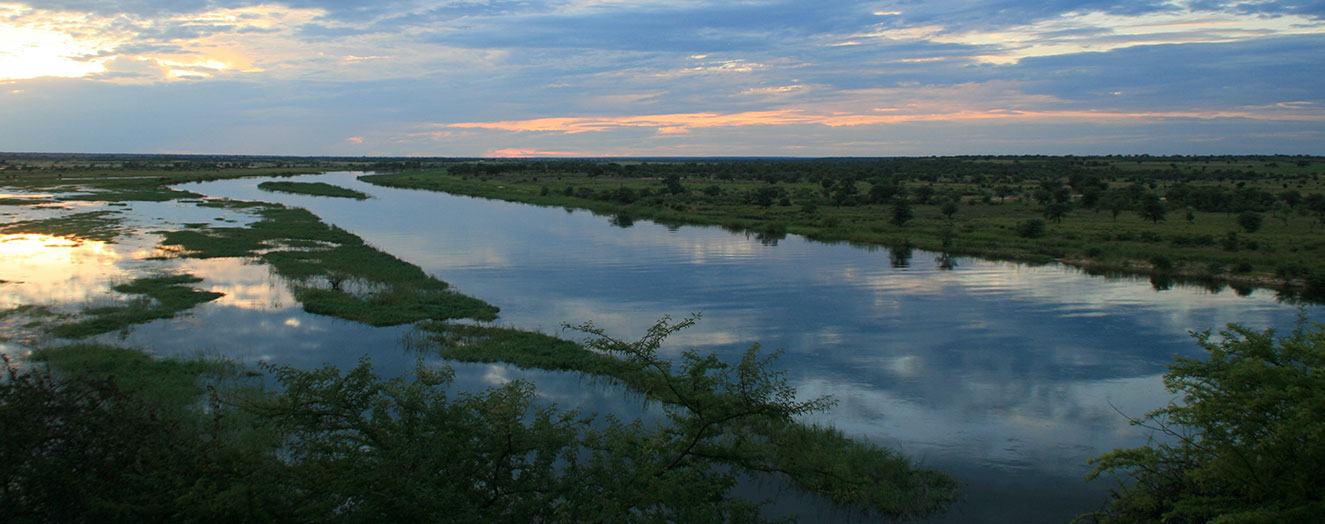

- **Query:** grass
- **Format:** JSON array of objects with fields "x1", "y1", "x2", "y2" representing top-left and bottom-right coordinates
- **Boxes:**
[
  {"x1": 49, "y1": 274, "x2": 224, "y2": 338},
  {"x1": 27, "y1": 344, "x2": 241, "y2": 415},
  {"x1": 159, "y1": 202, "x2": 498, "y2": 325},
  {"x1": 258, "y1": 181, "x2": 369, "y2": 200},
  {"x1": 414, "y1": 321, "x2": 643, "y2": 381},
  {"x1": 0, "y1": 210, "x2": 123, "y2": 243},
  {"x1": 0, "y1": 305, "x2": 61, "y2": 321}
]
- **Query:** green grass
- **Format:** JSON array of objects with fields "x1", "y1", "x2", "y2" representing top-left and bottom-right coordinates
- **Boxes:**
[
  {"x1": 415, "y1": 321, "x2": 643, "y2": 381},
  {"x1": 158, "y1": 203, "x2": 498, "y2": 325},
  {"x1": 0, "y1": 210, "x2": 124, "y2": 243},
  {"x1": 50, "y1": 274, "x2": 224, "y2": 338},
  {"x1": 28, "y1": 344, "x2": 240, "y2": 414},
  {"x1": 258, "y1": 181, "x2": 369, "y2": 199},
  {"x1": 0, "y1": 305, "x2": 61, "y2": 321}
]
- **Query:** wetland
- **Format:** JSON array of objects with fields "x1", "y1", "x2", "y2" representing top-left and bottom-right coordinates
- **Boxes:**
[{"x1": 2, "y1": 156, "x2": 1323, "y2": 522}]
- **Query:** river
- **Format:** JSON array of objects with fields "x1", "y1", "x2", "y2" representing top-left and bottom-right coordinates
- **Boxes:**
[{"x1": 3, "y1": 171, "x2": 1318, "y2": 522}]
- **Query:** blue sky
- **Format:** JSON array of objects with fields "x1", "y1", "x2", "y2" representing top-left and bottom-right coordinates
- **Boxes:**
[{"x1": 1, "y1": 0, "x2": 1322, "y2": 156}]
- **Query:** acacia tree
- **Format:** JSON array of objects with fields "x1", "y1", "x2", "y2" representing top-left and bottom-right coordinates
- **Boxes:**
[
  {"x1": 1080, "y1": 318, "x2": 1325, "y2": 524},
  {"x1": 891, "y1": 199, "x2": 915, "y2": 226},
  {"x1": 1237, "y1": 210, "x2": 1264, "y2": 233},
  {"x1": 1138, "y1": 194, "x2": 1167, "y2": 224}
]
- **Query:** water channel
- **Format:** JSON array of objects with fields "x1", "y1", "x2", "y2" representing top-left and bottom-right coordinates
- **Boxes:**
[{"x1": 3, "y1": 171, "x2": 1319, "y2": 522}]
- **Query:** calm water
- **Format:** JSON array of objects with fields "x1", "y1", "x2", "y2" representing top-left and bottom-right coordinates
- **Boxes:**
[{"x1": 3, "y1": 171, "x2": 1319, "y2": 522}]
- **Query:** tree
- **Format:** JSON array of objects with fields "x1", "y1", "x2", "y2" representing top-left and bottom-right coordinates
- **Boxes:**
[
  {"x1": 1043, "y1": 202, "x2": 1071, "y2": 224},
  {"x1": 941, "y1": 200, "x2": 960, "y2": 219},
  {"x1": 1138, "y1": 194, "x2": 1167, "y2": 224},
  {"x1": 1080, "y1": 318, "x2": 1325, "y2": 524},
  {"x1": 1103, "y1": 192, "x2": 1131, "y2": 221},
  {"x1": 662, "y1": 174, "x2": 686, "y2": 195},
  {"x1": 1237, "y1": 210, "x2": 1263, "y2": 233},
  {"x1": 1016, "y1": 218, "x2": 1046, "y2": 238},
  {"x1": 891, "y1": 199, "x2": 915, "y2": 226}
]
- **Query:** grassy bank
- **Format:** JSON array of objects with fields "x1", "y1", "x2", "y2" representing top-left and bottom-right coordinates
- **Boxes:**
[
  {"x1": 361, "y1": 157, "x2": 1325, "y2": 299},
  {"x1": 258, "y1": 181, "x2": 370, "y2": 199}
]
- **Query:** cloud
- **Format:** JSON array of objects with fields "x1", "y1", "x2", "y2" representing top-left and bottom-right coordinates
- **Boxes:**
[
  {"x1": 2, "y1": 0, "x2": 1323, "y2": 156},
  {"x1": 486, "y1": 148, "x2": 586, "y2": 157}
]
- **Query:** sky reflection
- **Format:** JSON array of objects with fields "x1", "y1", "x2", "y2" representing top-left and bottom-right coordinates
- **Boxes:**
[{"x1": 3, "y1": 172, "x2": 1319, "y2": 522}]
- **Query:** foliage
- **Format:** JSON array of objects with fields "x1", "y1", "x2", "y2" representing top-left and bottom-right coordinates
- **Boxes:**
[
  {"x1": 890, "y1": 200, "x2": 914, "y2": 227},
  {"x1": 415, "y1": 315, "x2": 958, "y2": 519},
  {"x1": 1080, "y1": 317, "x2": 1325, "y2": 524},
  {"x1": 4, "y1": 316, "x2": 955, "y2": 522},
  {"x1": 0, "y1": 351, "x2": 287, "y2": 523},
  {"x1": 1017, "y1": 218, "x2": 1047, "y2": 239},
  {"x1": 1236, "y1": 211, "x2": 1264, "y2": 233}
]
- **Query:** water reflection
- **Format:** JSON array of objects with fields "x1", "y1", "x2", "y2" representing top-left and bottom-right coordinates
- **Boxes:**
[
  {"x1": 2, "y1": 172, "x2": 1318, "y2": 523},
  {"x1": 0, "y1": 233, "x2": 125, "y2": 309}
]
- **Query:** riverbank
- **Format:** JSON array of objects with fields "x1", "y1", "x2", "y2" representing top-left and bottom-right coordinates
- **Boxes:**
[{"x1": 360, "y1": 160, "x2": 1325, "y2": 301}]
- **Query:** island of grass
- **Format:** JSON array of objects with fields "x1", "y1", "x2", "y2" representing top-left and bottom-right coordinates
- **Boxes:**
[
  {"x1": 0, "y1": 210, "x2": 124, "y2": 243},
  {"x1": 158, "y1": 201, "x2": 497, "y2": 325},
  {"x1": 257, "y1": 181, "x2": 370, "y2": 200},
  {"x1": 50, "y1": 274, "x2": 225, "y2": 339},
  {"x1": 359, "y1": 156, "x2": 1325, "y2": 300}
]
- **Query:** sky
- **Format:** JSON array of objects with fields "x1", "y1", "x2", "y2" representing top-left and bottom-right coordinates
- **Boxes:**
[{"x1": 1, "y1": 1, "x2": 1323, "y2": 157}]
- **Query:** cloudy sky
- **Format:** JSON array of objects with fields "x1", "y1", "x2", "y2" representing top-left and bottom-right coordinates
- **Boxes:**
[{"x1": 1, "y1": 1, "x2": 1322, "y2": 157}]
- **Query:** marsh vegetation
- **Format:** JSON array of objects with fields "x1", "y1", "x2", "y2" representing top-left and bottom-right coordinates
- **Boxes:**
[{"x1": 3, "y1": 153, "x2": 1322, "y2": 522}]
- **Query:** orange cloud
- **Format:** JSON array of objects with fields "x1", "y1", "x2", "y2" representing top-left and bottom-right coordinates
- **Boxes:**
[
  {"x1": 441, "y1": 105, "x2": 1325, "y2": 136},
  {"x1": 487, "y1": 148, "x2": 587, "y2": 158}
]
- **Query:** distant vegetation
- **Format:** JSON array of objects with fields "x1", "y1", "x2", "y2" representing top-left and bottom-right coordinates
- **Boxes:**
[
  {"x1": 362, "y1": 155, "x2": 1325, "y2": 300},
  {"x1": 258, "y1": 181, "x2": 369, "y2": 199}
]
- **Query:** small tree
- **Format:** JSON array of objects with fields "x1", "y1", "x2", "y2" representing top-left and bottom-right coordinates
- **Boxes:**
[
  {"x1": 941, "y1": 200, "x2": 960, "y2": 219},
  {"x1": 1043, "y1": 202, "x2": 1071, "y2": 224},
  {"x1": 1237, "y1": 210, "x2": 1263, "y2": 233},
  {"x1": 1138, "y1": 194, "x2": 1167, "y2": 224},
  {"x1": 890, "y1": 200, "x2": 914, "y2": 227},
  {"x1": 1016, "y1": 218, "x2": 1046, "y2": 238},
  {"x1": 1080, "y1": 318, "x2": 1325, "y2": 523}
]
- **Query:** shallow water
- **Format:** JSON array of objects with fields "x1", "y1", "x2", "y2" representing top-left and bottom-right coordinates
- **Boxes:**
[{"x1": 2, "y1": 172, "x2": 1319, "y2": 522}]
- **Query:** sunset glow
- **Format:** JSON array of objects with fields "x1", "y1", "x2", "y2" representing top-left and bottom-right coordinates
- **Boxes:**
[{"x1": 0, "y1": 0, "x2": 1320, "y2": 155}]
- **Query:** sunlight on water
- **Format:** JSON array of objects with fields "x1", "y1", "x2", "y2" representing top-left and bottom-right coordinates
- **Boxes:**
[
  {"x1": 3, "y1": 172, "x2": 1319, "y2": 524},
  {"x1": 0, "y1": 233, "x2": 125, "y2": 309}
]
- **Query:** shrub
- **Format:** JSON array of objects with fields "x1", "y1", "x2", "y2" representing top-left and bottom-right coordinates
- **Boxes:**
[
  {"x1": 1016, "y1": 219, "x2": 1046, "y2": 239},
  {"x1": 1080, "y1": 319, "x2": 1325, "y2": 523},
  {"x1": 1149, "y1": 255, "x2": 1174, "y2": 272}
]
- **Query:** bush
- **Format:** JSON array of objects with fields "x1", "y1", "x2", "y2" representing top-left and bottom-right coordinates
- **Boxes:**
[
  {"x1": 1016, "y1": 219, "x2": 1046, "y2": 238},
  {"x1": 1148, "y1": 255, "x2": 1174, "y2": 272},
  {"x1": 1080, "y1": 319, "x2": 1325, "y2": 523},
  {"x1": 1237, "y1": 211, "x2": 1264, "y2": 233}
]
